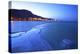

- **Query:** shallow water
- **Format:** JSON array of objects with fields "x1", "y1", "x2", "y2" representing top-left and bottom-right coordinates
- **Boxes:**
[{"x1": 9, "y1": 21, "x2": 78, "y2": 53}]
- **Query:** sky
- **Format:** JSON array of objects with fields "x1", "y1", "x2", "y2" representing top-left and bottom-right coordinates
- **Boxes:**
[{"x1": 11, "y1": 1, "x2": 78, "y2": 21}]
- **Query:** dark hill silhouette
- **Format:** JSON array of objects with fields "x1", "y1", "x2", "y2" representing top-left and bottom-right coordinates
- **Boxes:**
[
  {"x1": 9, "y1": 9, "x2": 44, "y2": 18},
  {"x1": 9, "y1": 9, "x2": 54, "y2": 21}
]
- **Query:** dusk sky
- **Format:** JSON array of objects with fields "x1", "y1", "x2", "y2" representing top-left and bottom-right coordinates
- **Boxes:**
[{"x1": 11, "y1": 1, "x2": 78, "y2": 21}]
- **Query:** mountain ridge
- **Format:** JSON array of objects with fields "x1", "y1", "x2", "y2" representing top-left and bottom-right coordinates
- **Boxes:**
[{"x1": 9, "y1": 9, "x2": 54, "y2": 21}]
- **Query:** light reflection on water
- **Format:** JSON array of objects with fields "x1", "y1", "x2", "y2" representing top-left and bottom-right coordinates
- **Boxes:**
[{"x1": 10, "y1": 21, "x2": 78, "y2": 52}]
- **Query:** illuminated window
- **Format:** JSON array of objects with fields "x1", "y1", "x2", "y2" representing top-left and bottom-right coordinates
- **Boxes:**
[
  {"x1": 11, "y1": 16, "x2": 14, "y2": 20},
  {"x1": 32, "y1": 18, "x2": 38, "y2": 20},
  {"x1": 38, "y1": 18, "x2": 42, "y2": 20}
]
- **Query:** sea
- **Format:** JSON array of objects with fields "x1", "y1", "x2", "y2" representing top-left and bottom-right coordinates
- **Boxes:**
[{"x1": 9, "y1": 21, "x2": 78, "y2": 53}]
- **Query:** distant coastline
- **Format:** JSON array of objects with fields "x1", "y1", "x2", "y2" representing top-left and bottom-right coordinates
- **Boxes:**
[{"x1": 9, "y1": 9, "x2": 54, "y2": 21}]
